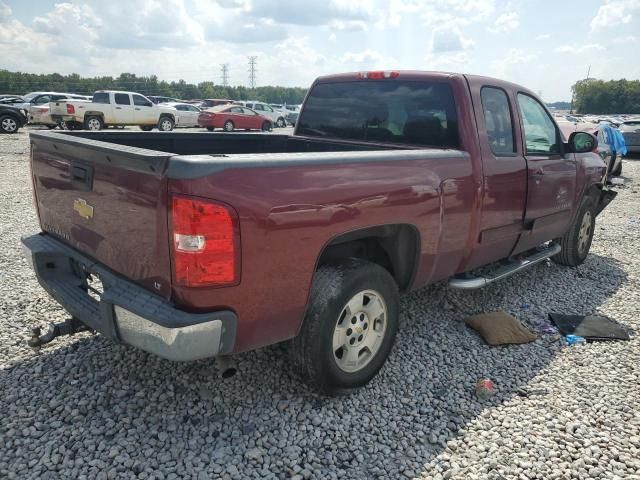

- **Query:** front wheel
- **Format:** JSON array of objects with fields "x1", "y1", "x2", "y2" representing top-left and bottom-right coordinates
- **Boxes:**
[
  {"x1": 290, "y1": 259, "x2": 399, "y2": 395},
  {"x1": 84, "y1": 116, "x2": 103, "y2": 131},
  {"x1": 276, "y1": 117, "x2": 286, "y2": 128},
  {"x1": 206, "y1": 127, "x2": 214, "y2": 132},
  {"x1": 158, "y1": 116, "x2": 174, "y2": 132},
  {"x1": 261, "y1": 121, "x2": 273, "y2": 132},
  {"x1": 223, "y1": 120, "x2": 234, "y2": 132},
  {"x1": 0, "y1": 115, "x2": 19, "y2": 133},
  {"x1": 552, "y1": 197, "x2": 596, "y2": 266}
]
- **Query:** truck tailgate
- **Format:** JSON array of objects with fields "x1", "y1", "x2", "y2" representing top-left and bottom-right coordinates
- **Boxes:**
[{"x1": 29, "y1": 131, "x2": 174, "y2": 299}]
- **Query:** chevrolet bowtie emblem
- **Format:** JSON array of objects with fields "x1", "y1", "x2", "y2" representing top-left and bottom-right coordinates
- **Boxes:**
[{"x1": 73, "y1": 198, "x2": 94, "y2": 220}]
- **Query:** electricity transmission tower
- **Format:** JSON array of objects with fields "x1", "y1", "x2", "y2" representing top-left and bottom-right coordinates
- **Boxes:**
[
  {"x1": 248, "y1": 56, "x2": 257, "y2": 89},
  {"x1": 220, "y1": 64, "x2": 229, "y2": 87}
]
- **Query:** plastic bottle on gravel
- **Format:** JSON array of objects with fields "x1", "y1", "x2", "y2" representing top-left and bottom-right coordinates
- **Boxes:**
[{"x1": 565, "y1": 334, "x2": 586, "y2": 345}]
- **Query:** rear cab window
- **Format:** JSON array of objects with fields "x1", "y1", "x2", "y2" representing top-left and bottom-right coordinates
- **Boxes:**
[{"x1": 297, "y1": 80, "x2": 460, "y2": 147}]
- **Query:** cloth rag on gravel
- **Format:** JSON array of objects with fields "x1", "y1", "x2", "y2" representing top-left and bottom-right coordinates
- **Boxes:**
[
  {"x1": 548, "y1": 313, "x2": 630, "y2": 341},
  {"x1": 465, "y1": 311, "x2": 537, "y2": 346}
]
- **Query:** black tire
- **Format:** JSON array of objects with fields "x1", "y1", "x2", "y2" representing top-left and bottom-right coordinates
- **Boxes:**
[
  {"x1": 0, "y1": 114, "x2": 20, "y2": 133},
  {"x1": 65, "y1": 121, "x2": 81, "y2": 131},
  {"x1": 46, "y1": 124, "x2": 57, "y2": 130},
  {"x1": 157, "y1": 116, "x2": 174, "y2": 132},
  {"x1": 206, "y1": 127, "x2": 214, "y2": 132},
  {"x1": 223, "y1": 120, "x2": 234, "y2": 132},
  {"x1": 290, "y1": 259, "x2": 399, "y2": 395},
  {"x1": 261, "y1": 121, "x2": 273, "y2": 132},
  {"x1": 84, "y1": 115, "x2": 103, "y2": 131},
  {"x1": 552, "y1": 196, "x2": 596, "y2": 266},
  {"x1": 140, "y1": 125, "x2": 154, "y2": 131},
  {"x1": 276, "y1": 117, "x2": 286, "y2": 128}
]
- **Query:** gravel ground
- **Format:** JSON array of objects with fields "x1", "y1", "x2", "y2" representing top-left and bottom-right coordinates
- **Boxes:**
[{"x1": 1, "y1": 127, "x2": 639, "y2": 480}]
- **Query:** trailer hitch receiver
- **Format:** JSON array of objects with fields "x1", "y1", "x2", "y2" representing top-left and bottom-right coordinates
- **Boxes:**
[{"x1": 28, "y1": 317, "x2": 90, "y2": 350}]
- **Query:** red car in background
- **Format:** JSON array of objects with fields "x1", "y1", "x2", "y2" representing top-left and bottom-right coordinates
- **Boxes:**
[{"x1": 198, "y1": 105, "x2": 273, "y2": 132}]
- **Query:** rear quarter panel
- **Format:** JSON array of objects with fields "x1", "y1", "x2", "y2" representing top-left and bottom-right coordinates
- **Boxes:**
[{"x1": 169, "y1": 151, "x2": 476, "y2": 353}]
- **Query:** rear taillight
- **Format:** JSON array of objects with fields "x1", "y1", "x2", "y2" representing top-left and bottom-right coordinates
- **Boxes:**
[
  {"x1": 356, "y1": 71, "x2": 400, "y2": 80},
  {"x1": 66, "y1": 104, "x2": 75, "y2": 114},
  {"x1": 170, "y1": 195, "x2": 240, "y2": 287}
]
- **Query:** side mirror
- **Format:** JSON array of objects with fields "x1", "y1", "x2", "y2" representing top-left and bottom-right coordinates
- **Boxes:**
[{"x1": 568, "y1": 131, "x2": 597, "y2": 153}]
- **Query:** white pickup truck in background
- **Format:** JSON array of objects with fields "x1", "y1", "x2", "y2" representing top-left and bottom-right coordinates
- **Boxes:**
[{"x1": 49, "y1": 90, "x2": 177, "y2": 131}]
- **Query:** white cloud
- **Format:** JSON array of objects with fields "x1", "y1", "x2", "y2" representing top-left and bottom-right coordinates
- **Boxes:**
[
  {"x1": 555, "y1": 44, "x2": 605, "y2": 53},
  {"x1": 591, "y1": 0, "x2": 640, "y2": 29},
  {"x1": 386, "y1": 0, "x2": 494, "y2": 28},
  {"x1": 329, "y1": 19, "x2": 368, "y2": 32},
  {"x1": 424, "y1": 52, "x2": 470, "y2": 71},
  {"x1": 340, "y1": 49, "x2": 382, "y2": 64},
  {"x1": 431, "y1": 26, "x2": 475, "y2": 53},
  {"x1": 535, "y1": 34, "x2": 551, "y2": 40},
  {"x1": 489, "y1": 12, "x2": 519, "y2": 32},
  {"x1": 611, "y1": 34, "x2": 637, "y2": 43},
  {"x1": 490, "y1": 48, "x2": 536, "y2": 77}
]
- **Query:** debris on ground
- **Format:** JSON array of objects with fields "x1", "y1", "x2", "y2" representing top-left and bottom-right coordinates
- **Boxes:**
[
  {"x1": 549, "y1": 313, "x2": 630, "y2": 341},
  {"x1": 465, "y1": 311, "x2": 537, "y2": 345},
  {"x1": 475, "y1": 378, "x2": 495, "y2": 400}
]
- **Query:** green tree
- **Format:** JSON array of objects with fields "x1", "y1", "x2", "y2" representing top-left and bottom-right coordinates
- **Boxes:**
[{"x1": 572, "y1": 78, "x2": 640, "y2": 114}]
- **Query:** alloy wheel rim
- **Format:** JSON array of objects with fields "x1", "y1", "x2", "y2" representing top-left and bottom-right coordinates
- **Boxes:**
[
  {"x1": 332, "y1": 289, "x2": 387, "y2": 373},
  {"x1": 88, "y1": 119, "x2": 100, "y2": 130},
  {"x1": 578, "y1": 210, "x2": 593, "y2": 256},
  {"x1": 161, "y1": 119, "x2": 172, "y2": 131},
  {"x1": 2, "y1": 118, "x2": 17, "y2": 132}
]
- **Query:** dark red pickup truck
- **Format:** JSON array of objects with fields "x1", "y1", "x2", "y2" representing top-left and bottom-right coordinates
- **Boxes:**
[{"x1": 23, "y1": 71, "x2": 615, "y2": 393}]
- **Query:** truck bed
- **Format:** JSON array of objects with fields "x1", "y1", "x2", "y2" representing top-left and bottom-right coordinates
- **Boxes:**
[{"x1": 29, "y1": 129, "x2": 472, "y2": 350}]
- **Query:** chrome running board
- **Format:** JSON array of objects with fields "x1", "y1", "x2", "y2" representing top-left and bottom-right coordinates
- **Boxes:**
[{"x1": 448, "y1": 243, "x2": 561, "y2": 290}]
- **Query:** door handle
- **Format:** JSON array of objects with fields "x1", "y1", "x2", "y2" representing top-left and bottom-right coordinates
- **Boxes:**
[
  {"x1": 135, "y1": 108, "x2": 140, "y2": 110},
  {"x1": 533, "y1": 168, "x2": 545, "y2": 177},
  {"x1": 115, "y1": 107, "x2": 122, "y2": 110}
]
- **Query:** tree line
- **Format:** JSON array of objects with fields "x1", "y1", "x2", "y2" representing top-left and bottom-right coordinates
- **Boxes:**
[
  {"x1": 0, "y1": 70, "x2": 308, "y2": 105},
  {"x1": 572, "y1": 78, "x2": 640, "y2": 114}
]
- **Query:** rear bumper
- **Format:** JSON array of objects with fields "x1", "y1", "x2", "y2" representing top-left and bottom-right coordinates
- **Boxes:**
[{"x1": 21, "y1": 233, "x2": 237, "y2": 361}]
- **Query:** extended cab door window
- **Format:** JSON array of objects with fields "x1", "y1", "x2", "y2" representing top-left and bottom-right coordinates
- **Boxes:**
[
  {"x1": 480, "y1": 87, "x2": 515, "y2": 155},
  {"x1": 517, "y1": 94, "x2": 560, "y2": 155},
  {"x1": 113, "y1": 93, "x2": 133, "y2": 123},
  {"x1": 93, "y1": 92, "x2": 110, "y2": 104}
]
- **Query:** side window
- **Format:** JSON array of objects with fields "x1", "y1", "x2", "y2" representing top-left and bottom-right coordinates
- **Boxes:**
[
  {"x1": 481, "y1": 87, "x2": 515, "y2": 155},
  {"x1": 230, "y1": 107, "x2": 243, "y2": 113},
  {"x1": 132, "y1": 94, "x2": 152, "y2": 107},
  {"x1": 264, "y1": 105, "x2": 274, "y2": 112},
  {"x1": 175, "y1": 105, "x2": 185, "y2": 111},
  {"x1": 34, "y1": 95, "x2": 51, "y2": 105},
  {"x1": 517, "y1": 93, "x2": 560, "y2": 155},
  {"x1": 242, "y1": 107, "x2": 256, "y2": 115},
  {"x1": 115, "y1": 93, "x2": 131, "y2": 105},
  {"x1": 188, "y1": 105, "x2": 199, "y2": 112},
  {"x1": 93, "y1": 92, "x2": 110, "y2": 104},
  {"x1": 253, "y1": 104, "x2": 263, "y2": 111}
]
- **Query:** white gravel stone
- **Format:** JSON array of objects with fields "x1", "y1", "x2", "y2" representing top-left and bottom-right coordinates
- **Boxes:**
[{"x1": 0, "y1": 128, "x2": 639, "y2": 480}]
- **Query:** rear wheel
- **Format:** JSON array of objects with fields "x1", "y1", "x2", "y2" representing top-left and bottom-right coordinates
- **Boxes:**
[
  {"x1": 552, "y1": 196, "x2": 596, "y2": 266},
  {"x1": 276, "y1": 117, "x2": 286, "y2": 128},
  {"x1": 223, "y1": 120, "x2": 234, "y2": 132},
  {"x1": 158, "y1": 116, "x2": 174, "y2": 132},
  {"x1": 140, "y1": 125, "x2": 154, "y2": 131},
  {"x1": 290, "y1": 259, "x2": 399, "y2": 394},
  {"x1": 84, "y1": 115, "x2": 103, "y2": 131},
  {"x1": 261, "y1": 121, "x2": 273, "y2": 132},
  {"x1": 206, "y1": 127, "x2": 214, "y2": 132},
  {"x1": 0, "y1": 115, "x2": 19, "y2": 133}
]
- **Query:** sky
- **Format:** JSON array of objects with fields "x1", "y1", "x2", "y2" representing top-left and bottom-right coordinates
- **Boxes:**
[{"x1": 1, "y1": 0, "x2": 639, "y2": 101}]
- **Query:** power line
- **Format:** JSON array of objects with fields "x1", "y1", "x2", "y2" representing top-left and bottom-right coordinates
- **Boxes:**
[
  {"x1": 248, "y1": 56, "x2": 257, "y2": 89},
  {"x1": 220, "y1": 64, "x2": 229, "y2": 87}
]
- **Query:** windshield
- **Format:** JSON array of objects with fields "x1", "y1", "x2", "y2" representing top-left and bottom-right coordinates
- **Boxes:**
[
  {"x1": 22, "y1": 92, "x2": 39, "y2": 102},
  {"x1": 297, "y1": 80, "x2": 460, "y2": 147}
]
